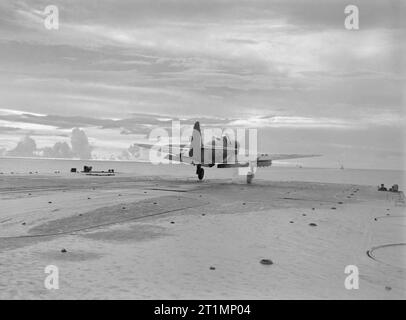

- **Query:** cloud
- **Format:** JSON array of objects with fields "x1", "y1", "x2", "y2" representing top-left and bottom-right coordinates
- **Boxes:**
[
  {"x1": 226, "y1": 113, "x2": 404, "y2": 129},
  {"x1": 4, "y1": 127, "x2": 93, "y2": 159},
  {"x1": 0, "y1": 110, "x2": 233, "y2": 135},
  {"x1": 7, "y1": 135, "x2": 37, "y2": 157},
  {"x1": 71, "y1": 128, "x2": 92, "y2": 159},
  {"x1": 118, "y1": 143, "x2": 146, "y2": 161},
  {"x1": 42, "y1": 141, "x2": 74, "y2": 158},
  {"x1": 0, "y1": 125, "x2": 21, "y2": 133}
]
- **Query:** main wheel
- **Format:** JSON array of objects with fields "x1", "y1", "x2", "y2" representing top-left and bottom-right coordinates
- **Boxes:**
[
  {"x1": 247, "y1": 172, "x2": 254, "y2": 184},
  {"x1": 198, "y1": 168, "x2": 204, "y2": 180}
]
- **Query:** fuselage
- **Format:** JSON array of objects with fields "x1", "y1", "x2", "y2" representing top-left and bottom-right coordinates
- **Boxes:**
[{"x1": 185, "y1": 135, "x2": 271, "y2": 167}]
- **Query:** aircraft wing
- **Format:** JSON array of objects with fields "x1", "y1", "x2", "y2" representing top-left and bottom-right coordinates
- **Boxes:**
[
  {"x1": 132, "y1": 142, "x2": 320, "y2": 166},
  {"x1": 165, "y1": 153, "x2": 194, "y2": 164},
  {"x1": 133, "y1": 142, "x2": 189, "y2": 151},
  {"x1": 133, "y1": 142, "x2": 194, "y2": 164},
  {"x1": 216, "y1": 153, "x2": 320, "y2": 169},
  {"x1": 257, "y1": 153, "x2": 321, "y2": 161}
]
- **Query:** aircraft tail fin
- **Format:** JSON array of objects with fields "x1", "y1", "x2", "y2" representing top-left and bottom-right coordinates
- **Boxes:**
[{"x1": 189, "y1": 121, "x2": 202, "y2": 162}]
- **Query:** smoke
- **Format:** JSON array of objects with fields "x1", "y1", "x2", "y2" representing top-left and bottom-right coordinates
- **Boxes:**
[
  {"x1": 7, "y1": 135, "x2": 37, "y2": 157},
  {"x1": 42, "y1": 141, "x2": 74, "y2": 158},
  {"x1": 71, "y1": 128, "x2": 92, "y2": 159}
]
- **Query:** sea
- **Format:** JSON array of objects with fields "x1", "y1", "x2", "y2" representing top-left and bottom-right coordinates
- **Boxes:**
[{"x1": 0, "y1": 157, "x2": 404, "y2": 190}]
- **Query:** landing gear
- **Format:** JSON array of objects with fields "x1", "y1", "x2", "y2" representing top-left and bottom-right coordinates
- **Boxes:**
[
  {"x1": 247, "y1": 172, "x2": 254, "y2": 184},
  {"x1": 246, "y1": 161, "x2": 256, "y2": 184},
  {"x1": 196, "y1": 165, "x2": 205, "y2": 181}
]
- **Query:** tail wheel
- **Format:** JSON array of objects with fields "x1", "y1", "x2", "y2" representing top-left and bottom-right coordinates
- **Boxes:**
[
  {"x1": 247, "y1": 172, "x2": 254, "y2": 184},
  {"x1": 198, "y1": 168, "x2": 205, "y2": 180}
]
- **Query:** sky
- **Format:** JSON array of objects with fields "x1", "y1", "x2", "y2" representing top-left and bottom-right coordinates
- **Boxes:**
[{"x1": 0, "y1": 0, "x2": 404, "y2": 169}]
